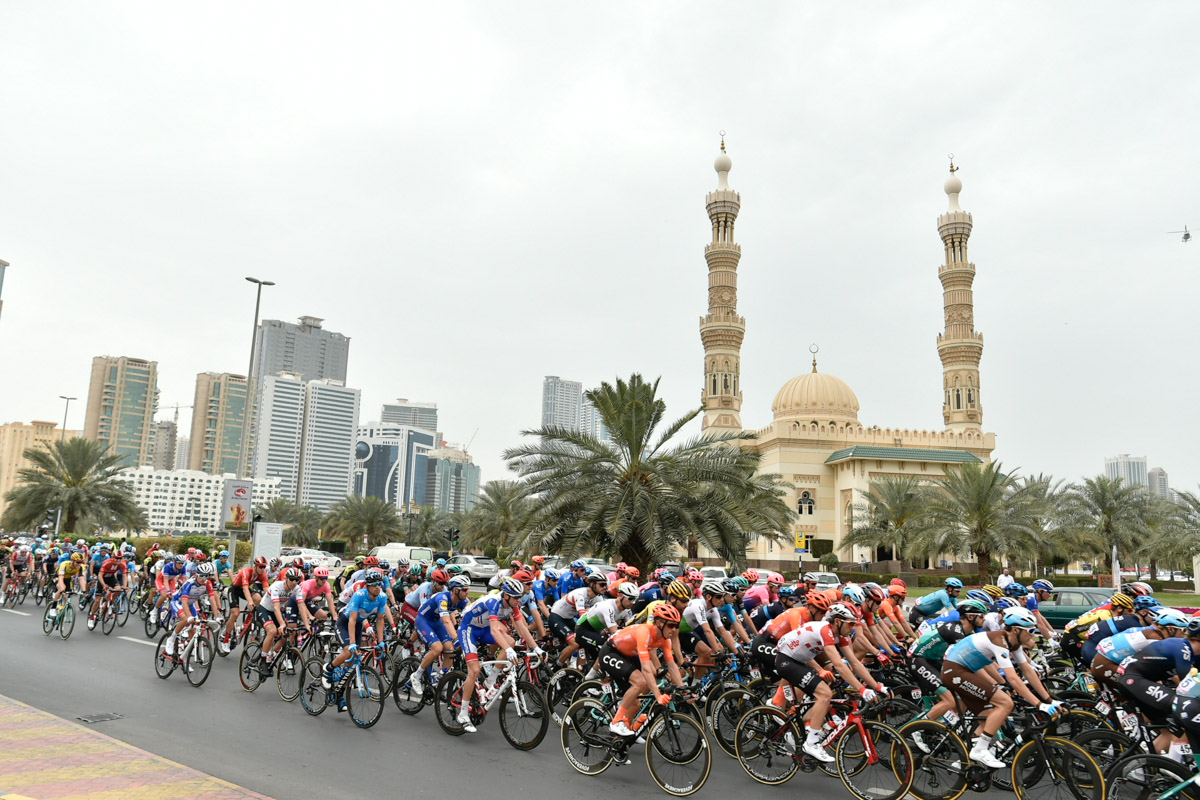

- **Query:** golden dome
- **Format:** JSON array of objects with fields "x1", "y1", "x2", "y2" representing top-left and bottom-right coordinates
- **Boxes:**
[{"x1": 772, "y1": 369, "x2": 860, "y2": 422}]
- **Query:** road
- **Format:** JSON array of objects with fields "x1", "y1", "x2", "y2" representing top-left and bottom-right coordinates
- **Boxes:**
[{"x1": 0, "y1": 604, "x2": 1009, "y2": 800}]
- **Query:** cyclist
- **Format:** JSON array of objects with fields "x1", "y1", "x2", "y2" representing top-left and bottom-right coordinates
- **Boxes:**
[
  {"x1": 399, "y1": 568, "x2": 449, "y2": 628},
  {"x1": 323, "y1": 569, "x2": 396, "y2": 689},
  {"x1": 49, "y1": 551, "x2": 87, "y2": 617},
  {"x1": 222, "y1": 556, "x2": 271, "y2": 649},
  {"x1": 632, "y1": 571, "x2": 675, "y2": 616},
  {"x1": 1079, "y1": 595, "x2": 1161, "y2": 666},
  {"x1": 907, "y1": 598, "x2": 988, "y2": 735},
  {"x1": 455, "y1": 577, "x2": 543, "y2": 732},
  {"x1": 149, "y1": 555, "x2": 186, "y2": 625},
  {"x1": 409, "y1": 574, "x2": 472, "y2": 696},
  {"x1": 163, "y1": 562, "x2": 222, "y2": 657},
  {"x1": 747, "y1": 584, "x2": 798, "y2": 632},
  {"x1": 797, "y1": 572, "x2": 820, "y2": 602},
  {"x1": 8, "y1": 545, "x2": 31, "y2": 596},
  {"x1": 1115, "y1": 611, "x2": 1200, "y2": 757},
  {"x1": 603, "y1": 603, "x2": 687, "y2": 738},
  {"x1": 910, "y1": 577, "x2": 964, "y2": 626},
  {"x1": 335, "y1": 556, "x2": 365, "y2": 595},
  {"x1": 941, "y1": 608, "x2": 1059, "y2": 768},
  {"x1": 556, "y1": 560, "x2": 589, "y2": 597},
  {"x1": 88, "y1": 547, "x2": 128, "y2": 630},
  {"x1": 749, "y1": 591, "x2": 831, "y2": 680},
  {"x1": 1091, "y1": 607, "x2": 1184, "y2": 692},
  {"x1": 1062, "y1": 591, "x2": 1136, "y2": 662},
  {"x1": 858, "y1": 582, "x2": 906, "y2": 659},
  {"x1": 742, "y1": 571, "x2": 783, "y2": 612},
  {"x1": 575, "y1": 581, "x2": 639, "y2": 665},
  {"x1": 772, "y1": 602, "x2": 885, "y2": 762},
  {"x1": 607, "y1": 565, "x2": 641, "y2": 598},
  {"x1": 606, "y1": 561, "x2": 629, "y2": 584},
  {"x1": 256, "y1": 567, "x2": 309, "y2": 675},
  {"x1": 879, "y1": 583, "x2": 917, "y2": 641},
  {"x1": 531, "y1": 568, "x2": 561, "y2": 620},
  {"x1": 681, "y1": 580, "x2": 741, "y2": 668},
  {"x1": 213, "y1": 550, "x2": 231, "y2": 583},
  {"x1": 551, "y1": 571, "x2": 608, "y2": 667},
  {"x1": 296, "y1": 566, "x2": 337, "y2": 624}
]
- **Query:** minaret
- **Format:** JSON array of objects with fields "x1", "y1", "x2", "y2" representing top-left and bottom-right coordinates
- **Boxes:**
[
  {"x1": 936, "y1": 159, "x2": 984, "y2": 432},
  {"x1": 699, "y1": 135, "x2": 745, "y2": 433}
]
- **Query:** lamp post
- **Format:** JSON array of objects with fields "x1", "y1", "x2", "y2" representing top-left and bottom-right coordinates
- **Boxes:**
[
  {"x1": 58, "y1": 395, "x2": 76, "y2": 442},
  {"x1": 234, "y1": 277, "x2": 274, "y2": 572}
]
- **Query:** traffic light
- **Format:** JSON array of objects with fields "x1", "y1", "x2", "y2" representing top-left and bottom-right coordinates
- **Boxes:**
[{"x1": 451, "y1": 528, "x2": 460, "y2": 549}]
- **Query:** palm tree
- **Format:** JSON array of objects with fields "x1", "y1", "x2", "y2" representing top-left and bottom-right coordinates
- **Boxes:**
[
  {"x1": 504, "y1": 374, "x2": 794, "y2": 574},
  {"x1": 290, "y1": 504, "x2": 324, "y2": 548},
  {"x1": 257, "y1": 497, "x2": 299, "y2": 525},
  {"x1": 321, "y1": 495, "x2": 403, "y2": 550},
  {"x1": 1015, "y1": 474, "x2": 1070, "y2": 576},
  {"x1": 1, "y1": 437, "x2": 147, "y2": 534},
  {"x1": 1063, "y1": 476, "x2": 1154, "y2": 572},
  {"x1": 907, "y1": 461, "x2": 1038, "y2": 580},
  {"x1": 840, "y1": 474, "x2": 930, "y2": 563},
  {"x1": 466, "y1": 481, "x2": 530, "y2": 552}
]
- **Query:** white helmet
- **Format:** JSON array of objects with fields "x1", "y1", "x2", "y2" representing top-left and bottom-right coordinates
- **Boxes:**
[
  {"x1": 617, "y1": 582, "x2": 639, "y2": 600},
  {"x1": 195, "y1": 562, "x2": 216, "y2": 578},
  {"x1": 701, "y1": 578, "x2": 728, "y2": 596}
]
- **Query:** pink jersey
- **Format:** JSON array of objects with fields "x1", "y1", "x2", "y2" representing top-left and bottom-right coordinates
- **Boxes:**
[
  {"x1": 299, "y1": 578, "x2": 333, "y2": 602},
  {"x1": 743, "y1": 585, "x2": 776, "y2": 607}
]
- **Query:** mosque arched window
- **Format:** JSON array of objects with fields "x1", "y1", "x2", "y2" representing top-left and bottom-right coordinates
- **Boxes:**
[
  {"x1": 955, "y1": 389, "x2": 962, "y2": 409},
  {"x1": 712, "y1": 377, "x2": 717, "y2": 395},
  {"x1": 798, "y1": 491, "x2": 815, "y2": 516},
  {"x1": 967, "y1": 389, "x2": 975, "y2": 407}
]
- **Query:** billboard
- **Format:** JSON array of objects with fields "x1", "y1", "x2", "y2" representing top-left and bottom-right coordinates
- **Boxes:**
[
  {"x1": 251, "y1": 522, "x2": 284, "y2": 562},
  {"x1": 222, "y1": 479, "x2": 253, "y2": 532}
]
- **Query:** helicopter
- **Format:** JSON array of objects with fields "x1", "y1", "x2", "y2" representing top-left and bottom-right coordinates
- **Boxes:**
[{"x1": 1168, "y1": 225, "x2": 1191, "y2": 243}]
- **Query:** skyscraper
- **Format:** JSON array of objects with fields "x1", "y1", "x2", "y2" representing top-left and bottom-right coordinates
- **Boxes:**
[
  {"x1": 252, "y1": 316, "x2": 349, "y2": 386},
  {"x1": 542, "y1": 376, "x2": 583, "y2": 429},
  {"x1": 298, "y1": 379, "x2": 361, "y2": 511},
  {"x1": 1148, "y1": 467, "x2": 1170, "y2": 499},
  {"x1": 580, "y1": 396, "x2": 610, "y2": 442},
  {"x1": 353, "y1": 423, "x2": 436, "y2": 510},
  {"x1": 148, "y1": 420, "x2": 177, "y2": 471},
  {"x1": 423, "y1": 446, "x2": 481, "y2": 514},
  {"x1": 0, "y1": 421, "x2": 80, "y2": 519},
  {"x1": 380, "y1": 399, "x2": 438, "y2": 431},
  {"x1": 173, "y1": 436, "x2": 190, "y2": 470},
  {"x1": 83, "y1": 356, "x2": 160, "y2": 466},
  {"x1": 1104, "y1": 454, "x2": 1148, "y2": 487},
  {"x1": 188, "y1": 372, "x2": 248, "y2": 476},
  {"x1": 252, "y1": 373, "x2": 307, "y2": 502}
]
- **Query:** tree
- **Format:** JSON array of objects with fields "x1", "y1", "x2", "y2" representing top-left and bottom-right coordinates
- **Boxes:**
[
  {"x1": 840, "y1": 474, "x2": 930, "y2": 563},
  {"x1": 907, "y1": 461, "x2": 1038, "y2": 580},
  {"x1": 1062, "y1": 476, "x2": 1154, "y2": 572},
  {"x1": 465, "y1": 481, "x2": 531, "y2": 552},
  {"x1": 254, "y1": 497, "x2": 323, "y2": 547},
  {"x1": 405, "y1": 505, "x2": 450, "y2": 548},
  {"x1": 321, "y1": 495, "x2": 403, "y2": 551},
  {"x1": 1014, "y1": 474, "x2": 1070, "y2": 576},
  {"x1": 504, "y1": 374, "x2": 794, "y2": 574},
  {"x1": 1, "y1": 437, "x2": 147, "y2": 534}
]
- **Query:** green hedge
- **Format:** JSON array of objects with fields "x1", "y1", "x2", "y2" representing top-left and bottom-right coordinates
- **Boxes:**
[{"x1": 917, "y1": 573, "x2": 976, "y2": 588}]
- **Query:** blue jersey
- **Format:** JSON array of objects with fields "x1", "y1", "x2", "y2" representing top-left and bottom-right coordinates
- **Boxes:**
[
  {"x1": 405, "y1": 580, "x2": 437, "y2": 609},
  {"x1": 532, "y1": 579, "x2": 560, "y2": 606},
  {"x1": 418, "y1": 590, "x2": 466, "y2": 623},
  {"x1": 1081, "y1": 615, "x2": 1145, "y2": 663},
  {"x1": 162, "y1": 561, "x2": 186, "y2": 579},
  {"x1": 90, "y1": 552, "x2": 104, "y2": 571},
  {"x1": 944, "y1": 631, "x2": 1026, "y2": 672},
  {"x1": 1125, "y1": 638, "x2": 1200, "y2": 682},
  {"x1": 558, "y1": 573, "x2": 584, "y2": 597},
  {"x1": 460, "y1": 595, "x2": 513, "y2": 629},
  {"x1": 344, "y1": 588, "x2": 388, "y2": 619},
  {"x1": 1095, "y1": 627, "x2": 1155, "y2": 663},
  {"x1": 1024, "y1": 594, "x2": 1039, "y2": 612},
  {"x1": 215, "y1": 560, "x2": 231, "y2": 577},
  {"x1": 916, "y1": 589, "x2": 956, "y2": 616}
]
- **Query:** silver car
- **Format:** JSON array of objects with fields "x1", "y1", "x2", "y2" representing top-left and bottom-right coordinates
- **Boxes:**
[{"x1": 448, "y1": 554, "x2": 499, "y2": 583}]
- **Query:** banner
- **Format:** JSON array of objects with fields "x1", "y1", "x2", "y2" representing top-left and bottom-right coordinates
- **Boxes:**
[
  {"x1": 793, "y1": 527, "x2": 808, "y2": 554},
  {"x1": 222, "y1": 479, "x2": 253, "y2": 532},
  {"x1": 251, "y1": 522, "x2": 284, "y2": 562}
]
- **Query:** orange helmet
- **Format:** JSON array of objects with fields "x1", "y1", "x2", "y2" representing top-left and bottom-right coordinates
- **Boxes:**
[
  {"x1": 624, "y1": 566, "x2": 641, "y2": 580},
  {"x1": 888, "y1": 584, "x2": 908, "y2": 598},
  {"x1": 652, "y1": 603, "x2": 681, "y2": 624},
  {"x1": 806, "y1": 592, "x2": 831, "y2": 611},
  {"x1": 531, "y1": 555, "x2": 546, "y2": 565},
  {"x1": 889, "y1": 578, "x2": 907, "y2": 589},
  {"x1": 742, "y1": 569, "x2": 760, "y2": 583}
]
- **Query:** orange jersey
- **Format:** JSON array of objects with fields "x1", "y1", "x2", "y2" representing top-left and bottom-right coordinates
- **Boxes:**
[
  {"x1": 764, "y1": 606, "x2": 816, "y2": 640},
  {"x1": 878, "y1": 598, "x2": 903, "y2": 624},
  {"x1": 611, "y1": 622, "x2": 675, "y2": 664}
]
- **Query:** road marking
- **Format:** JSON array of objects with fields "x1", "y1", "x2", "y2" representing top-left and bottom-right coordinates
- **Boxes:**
[
  {"x1": 118, "y1": 636, "x2": 156, "y2": 647},
  {"x1": 0, "y1": 610, "x2": 31, "y2": 617}
]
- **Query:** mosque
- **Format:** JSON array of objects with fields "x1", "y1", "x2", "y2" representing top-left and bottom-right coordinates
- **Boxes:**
[{"x1": 696, "y1": 139, "x2": 996, "y2": 569}]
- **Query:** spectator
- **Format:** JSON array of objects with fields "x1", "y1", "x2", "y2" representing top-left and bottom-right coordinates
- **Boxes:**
[
  {"x1": 996, "y1": 566, "x2": 1014, "y2": 589},
  {"x1": 860, "y1": 553, "x2": 869, "y2": 569}
]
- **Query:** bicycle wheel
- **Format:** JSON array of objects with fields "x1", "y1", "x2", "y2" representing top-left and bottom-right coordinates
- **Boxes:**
[
  {"x1": 391, "y1": 656, "x2": 425, "y2": 714},
  {"x1": 144, "y1": 607, "x2": 159, "y2": 638},
  {"x1": 1011, "y1": 736, "x2": 1104, "y2": 800},
  {"x1": 1072, "y1": 728, "x2": 1133, "y2": 776},
  {"x1": 299, "y1": 660, "x2": 330, "y2": 716},
  {"x1": 546, "y1": 667, "x2": 583, "y2": 726},
  {"x1": 499, "y1": 679, "x2": 549, "y2": 750},
  {"x1": 117, "y1": 593, "x2": 130, "y2": 627},
  {"x1": 345, "y1": 666, "x2": 385, "y2": 729},
  {"x1": 42, "y1": 603, "x2": 56, "y2": 635},
  {"x1": 101, "y1": 602, "x2": 117, "y2": 635},
  {"x1": 646, "y1": 711, "x2": 711, "y2": 796},
  {"x1": 275, "y1": 648, "x2": 304, "y2": 701},
  {"x1": 434, "y1": 670, "x2": 468, "y2": 736},
  {"x1": 17, "y1": 580, "x2": 28, "y2": 605},
  {"x1": 900, "y1": 720, "x2": 970, "y2": 800},
  {"x1": 59, "y1": 603, "x2": 75, "y2": 639},
  {"x1": 1050, "y1": 709, "x2": 1108, "y2": 739},
  {"x1": 709, "y1": 685, "x2": 758, "y2": 757},
  {"x1": 734, "y1": 704, "x2": 801, "y2": 785},
  {"x1": 560, "y1": 697, "x2": 616, "y2": 775},
  {"x1": 239, "y1": 642, "x2": 264, "y2": 692},
  {"x1": 185, "y1": 629, "x2": 215, "y2": 687},
  {"x1": 1106, "y1": 753, "x2": 1200, "y2": 800},
  {"x1": 371, "y1": 649, "x2": 396, "y2": 695},
  {"x1": 837, "y1": 720, "x2": 914, "y2": 800},
  {"x1": 154, "y1": 632, "x2": 177, "y2": 679}
]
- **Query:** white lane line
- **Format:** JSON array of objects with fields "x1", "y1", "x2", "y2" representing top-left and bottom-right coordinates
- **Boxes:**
[
  {"x1": 2, "y1": 609, "x2": 31, "y2": 616},
  {"x1": 119, "y1": 636, "x2": 157, "y2": 647}
]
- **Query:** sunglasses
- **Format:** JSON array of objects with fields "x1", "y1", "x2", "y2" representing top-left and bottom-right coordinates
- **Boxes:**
[{"x1": 663, "y1": 622, "x2": 680, "y2": 630}]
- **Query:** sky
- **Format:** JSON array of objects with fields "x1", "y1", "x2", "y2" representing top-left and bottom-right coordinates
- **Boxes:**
[{"x1": 0, "y1": 3, "x2": 1197, "y2": 492}]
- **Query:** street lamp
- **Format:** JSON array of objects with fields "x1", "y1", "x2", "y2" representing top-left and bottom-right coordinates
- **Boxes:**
[
  {"x1": 58, "y1": 395, "x2": 76, "y2": 442},
  {"x1": 236, "y1": 277, "x2": 274, "y2": 481}
]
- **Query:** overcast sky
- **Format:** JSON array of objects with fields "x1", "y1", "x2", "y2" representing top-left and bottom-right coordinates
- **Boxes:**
[{"x1": 1, "y1": 3, "x2": 1196, "y2": 494}]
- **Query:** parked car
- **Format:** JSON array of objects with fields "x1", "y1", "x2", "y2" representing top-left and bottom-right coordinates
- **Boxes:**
[
  {"x1": 1038, "y1": 587, "x2": 1113, "y2": 629},
  {"x1": 280, "y1": 547, "x2": 342, "y2": 570},
  {"x1": 657, "y1": 561, "x2": 683, "y2": 576},
  {"x1": 700, "y1": 566, "x2": 728, "y2": 581},
  {"x1": 368, "y1": 542, "x2": 435, "y2": 565},
  {"x1": 446, "y1": 554, "x2": 499, "y2": 583},
  {"x1": 812, "y1": 572, "x2": 842, "y2": 593},
  {"x1": 581, "y1": 557, "x2": 616, "y2": 575}
]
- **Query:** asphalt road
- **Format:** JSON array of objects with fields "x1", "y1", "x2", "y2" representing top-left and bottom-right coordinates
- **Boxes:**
[{"x1": 0, "y1": 604, "x2": 1008, "y2": 800}]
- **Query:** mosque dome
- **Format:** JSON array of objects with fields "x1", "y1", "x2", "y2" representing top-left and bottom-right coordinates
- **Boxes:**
[{"x1": 772, "y1": 368, "x2": 860, "y2": 422}]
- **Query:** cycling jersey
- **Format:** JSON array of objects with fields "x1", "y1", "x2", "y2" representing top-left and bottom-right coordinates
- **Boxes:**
[
  {"x1": 259, "y1": 580, "x2": 303, "y2": 611},
  {"x1": 418, "y1": 590, "x2": 466, "y2": 623},
  {"x1": 1096, "y1": 627, "x2": 1158, "y2": 663},
  {"x1": 557, "y1": 572, "x2": 584, "y2": 597},
  {"x1": 943, "y1": 631, "x2": 1027, "y2": 672},
  {"x1": 550, "y1": 588, "x2": 599, "y2": 619},
  {"x1": 776, "y1": 620, "x2": 849, "y2": 663},
  {"x1": 161, "y1": 561, "x2": 185, "y2": 579},
  {"x1": 1122, "y1": 638, "x2": 1200, "y2": 682},
  {"x1": 909, "y1": 621, "x2": 967, "y2": 662},
  {"x1": 610, "y1": 622, "x2": 675, "y2": 663},
  {"x1": 916, "y1": 589, "x2": 956, "y2": 617},
  {"x1": 402, "y1": 580, "x2": 438, "y2": 610},
  {"x1": 763, "y1": 606, "x2": 817, "y2": 640},
  {"x1": 531, "y1": 579, "x2": 560, "y2": 606},
  {"x1": 1081, "y1": 616, "x2": 1149, "y2": 663},
  {"x1": 742, "y1": 584, "x2": 775, "y2": 612},
  {"x1": 680, "y1": 598, "x2": 723, "y2": 635},
  {"x1": 343, "y1": 588, "x2": 387, "y2": 619},
  {"x1": 99, "y1": 557, "x2": 127, "y2": 577},
  {"x1": 57, "y1": 561, "x2": 83, "y2": 580},
  {"x1": 173, "y1": 577, "x2": 215, "y2": 605},
  {"x1": 460, "y1": 595, "x2": 514, "y2": 629},
  {"x1": 298, "y1": 578, "x2": 333, "y2": 602},
  {"x1": 232, "y1": 566, "x2": 269, "y2": 589},
  {"x1": 579, "y1": 598, "x2": 632, "y2": 631},
  {"x1": 1065, "y1": 602, "x2": 1115, "y2": 632},
  {"x1": 877, "y1": 598, "x2": 905, "y2": 626},
  {"x1": 748, "y1": 601, "x2": 785, "y2": 631}
]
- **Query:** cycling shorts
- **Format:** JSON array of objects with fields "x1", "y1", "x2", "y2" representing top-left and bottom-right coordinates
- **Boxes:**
[
  {"x1": 255, "y1": 603, "x2": 297, "y2": 627},
  {"x1": 101, "y1": 573, "x2": 123, "y2": 590},
  {"x1": 910, "y1": 656, "x2": 944, "y2": 696},
  {"x1": 773, "y1": 653, "x2": 822, "y2": 695},
  {"x1": 400, "y1": 602, "x2": 419, "y2": 625},
  {"x1": 1118, "y1": 675, "x2": 1173, "y2": 726},
  {"x1": 335, "y1": 613, "x2": 369, "y2": 646},
  {"x1": 458, "y1": 624, "x2": 495, "y2": 662},
  {"x1": 941, "y1": 661, "x2": 1001, "y2": 713},
  {"x1": 596, "y1": 641, "x2": 639, "y2": 689},
  {"x1": 1172, "y1": 695, "x2": 1200, "y2": 751},
  {"x1": 1089, "y1": 655, "x2": 1124, "y2": 692},
  {"x1": 575, "y1": 624, "x2": 605, "y2": 657},
  {"x1": 749, "y1": 633, "x2": 779, "y2": 679},
  {"x1": 416, "y1": 615, "x2": 453, "y2": 646},
  {"x1": 547, "y1": 612, "x2": 575, "y2": 644}
]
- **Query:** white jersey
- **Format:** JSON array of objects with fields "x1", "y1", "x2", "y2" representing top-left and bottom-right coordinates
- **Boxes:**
[
  {"x1": 681, "y1": 598, "x2": 723, "y2": 633},
  {"x1": 259, "y1": 580, "x2": 303, "y2": 610},
  {"x1": 580, "y1": 598, "x2": 632, "y2": 630},
  {"x1": 550, "y1": 587, "x2": 598, "y2": 619},
  {"x1": 776, "y1": 621, "x2": 850, "y2": 663}
]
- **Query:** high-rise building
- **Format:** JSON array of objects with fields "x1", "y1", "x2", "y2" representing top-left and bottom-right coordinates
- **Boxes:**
[
  {"x1": 0, "y1": 421, "x2": 81, "y2": 520},
  {"x1": 117, "y1": 467, "x2": 282, "y2": 535},
  {"x1": 580, "y1": 396, "x2": 611, "y2": 442},
  {"x1": 188, "y1": 372, "x2": 248, "y2": 476},
  {"x1": 252, "y1": 373, "x2": 307, "y2": 503},
  {"x1": 1148, "y1": 467, "x2": 1170, "y2": 499},
  {"x1": 380, "y1": 399, "x2": 438, "y2": 432},
  {"x1": 173, "y1": 436, "x2": 190, "y2": 470},
  {"x1": 353, "y1": 423, "x2": 437, "y2": 510},
  {"x1": 423, "y1": 447, "x2": 481, "y2": 514},
  {"x1": 298, "y1": 379, "x2": 361, "y2": 511},
  {"x1": 1104, "y1": 454, "x2": 1148, "y2": 488},
  {"x1": 252, "y1": 316, "x2": 349, "y2": 386},
  {"x1": 542, "y1": 376, "x2": 583, "y2": 429},
  {"x1": 83, "y1": 356, "x2": 160, "y2": 467},
  {"x1": 148, "y1": 420, "x2": 177, "y2": 471}
]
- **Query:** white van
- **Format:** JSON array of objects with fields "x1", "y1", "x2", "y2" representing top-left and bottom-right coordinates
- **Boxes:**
[{"x1": 367, "y1": 542, "x2": 435, "y2": 564}]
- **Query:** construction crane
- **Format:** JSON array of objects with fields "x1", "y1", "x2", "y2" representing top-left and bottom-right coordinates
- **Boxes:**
[
  {"x1": 163, "y1": 402, "x2": 193, "y2": 426},
  {"x1": 464, "y1": 427, "x2": 479, "y2": 456}
]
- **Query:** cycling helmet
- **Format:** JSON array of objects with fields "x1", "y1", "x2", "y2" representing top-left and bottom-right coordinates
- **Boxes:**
[
  {"x1": 888, "y1": 584, "x2": 908, "y2": 598},
  {"x1": 1002, "y1": 608, "x2": 1038, "y2": 629},
  {"x1": 1121, "y1": 582, "x2": 1152, "y2": 597},
  {"x1": 364, "y1": 556, "x2": 380, "y2": 568},
  {"x1": 100, "y1": 542, "x2": 113, "y2": 552},
  {"x1": 742, "y1": 569, "x2": 760, "y2": 583},
  {"x1": 283, "y1": 567, "x2": 303, "y2": 581},
  {"x1": 1155, "y1": 609, "x2": 1190, "y2": 630},
  {"x1": 378, "y1": 559, "x2": 390, "y2": 569},
  {"x1": 653, "y1": 568, "x2": 666, "y2": 580},
  {"x1": 615, "y1": 562, "x2": 628, "y2": 572},
  {"x1": 826, "y1": 602, "x2": 860, "y2": 623},
  {"x1": 686, "y1": 569, "x2": 703, "y2": 582},
  {"x1": 396, "y1": 557, "x2": 410, "y2": 567},
  {"x1": 254, "y1": 556, "x2": 268, "y2": 568},
  {"x1": 544, "y1": 568, "x2": 561, "y2": 581},
  {"x1": 652, "y1": 603, "x2": 681, "y2": 624},
  {"x1": 721, "y1": 578, "x2": 740, "y2": 595},
  {"x1": 994, "y1": 597, "x2": 1020, "y2": 610},
  {"x1": 666, "y1": 580, "x2": 692, "y2": 601},
  {"x1": 431, "y1": 568, "x2": 450, "y2": 583},
  {"x1": 617, "y1": 582, "x2": 639, "y2": 600},
  {"x1": 586, "y1": 571, "x2": 608, "y2": 585},
  {"x1": 194, "y1": 552, "x2": 208, "y2": 562},
  {"x1": 1005, "y1": 582, "x2": 1027, "y2": 598},
  {"x1": 448, "y1": 575, "x2": 471, "y2": 590},
  {"x1": 1031, "y1": 579, "x2": 1054, "y2": 593},
  {"x1": 71, "y1": 552, "x2": 84, "y2": 563},
  {"x1": 570, "y1": 559, "x2": 586, "y2": 570},
  {"x1": 778, "y1": 586, "x2": 796, "y2": 599},
  {"x1": 805, "y1": 592, "x2": 831, "y2": 611},
  {"x1": 364, "y1": 569, "x2": 384, "y2": 586},
  {"x1": 436, "y1": 558, "x2": 447, "y2": 567},
  {"x1": 173, "y1": 554, "x2": 186, "y2": 564},
  {"x1": 218, "y1": 550, "x2": 229, "y2": 558},
  {"x1": 446, "y1": 564, "x2": 464, "y2": 574},
  {"x1": 1189, "y1": 615, "x2": 1200, "y2": 635},
  {"x1": 624, "y1": 566, "x2": 641, "y2": 580},
  {"x1": 510, "y1": 559, "x2": 523, "y2": 570},
  {"x1": 966, "y1": 589, "x2": 994, "y2": 608},
  {"x1": 658, "y1": 571, "x2": 676, "y2": 586},
  {"x1": 1134, "y1": 596, "x2": 1161, "y2": 611},
  {"x1": 731, "y1": 576, "x2": 750, "y2": 590},
  {"x1": 767, "y1": 572, "x2": 784, "y2": 585},
  {"x1": 195, "y1": 562, "x2": 216, "y2": 578},
  {"x1": 957, "y1": 598, "x2": 989, "y2": 615},
  {"x1": 187, "y1": 547, "x2": 197, "y2": 555},
  {"x1": 511, "y1": 569, "x2": 534, "y2": 583},
  {"x1": 701, "y1": 578, "x2": 727, "y2": 597},
  {"x1": 313, "y1": 567, "x2": 330, "y2": 578},
  {"x1": 1109, "y1": 592, "x2": 1135, "y2": 611},
  {"x1": 531, "y1": 556, "x2": 546, "y2": 565},
  {"x1": 841, "y1": 584, "x2": 866, "y2": 605},
  {"x1": 355, "y1": 555, "x2": 366, "y2": 567},
  {"x1": 863, "y1": 582, "x2": 887, "y2": 602},
  {"x1": 269, "y1": 557, "x2": 282, "y2": 570},
  {"x1": 944, "y1": 577, "x2": 964, "y2": 589},
  {"x1": 500, "y1": 577, "x2": 526, "y2": 597},
  {"x1": 982, "y1": 585, "x2": 1004, "y2": 599},
  {"x1": 802, "y1": 572, "x2": 819, "y2": 583}
]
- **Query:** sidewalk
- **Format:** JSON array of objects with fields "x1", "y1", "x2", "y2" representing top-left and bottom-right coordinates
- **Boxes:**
[{"x1": 0, "y1": 694, "x2": 273, "y2": 800}]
